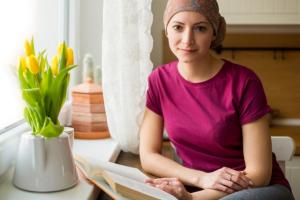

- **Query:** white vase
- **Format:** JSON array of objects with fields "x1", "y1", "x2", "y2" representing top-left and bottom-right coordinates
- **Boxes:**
[{"x1": 13, "y1": 131, "x2": 78, "y2": 192}]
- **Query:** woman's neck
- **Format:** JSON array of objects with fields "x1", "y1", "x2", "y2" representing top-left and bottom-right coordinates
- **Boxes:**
[{"x1": 178, "y1": 54, "x2": 223, "y2": 83}]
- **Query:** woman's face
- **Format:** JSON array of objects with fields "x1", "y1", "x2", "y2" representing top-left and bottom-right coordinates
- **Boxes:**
[{"x1": 166, "y1": 11, "x2": 215, "y2": 63}]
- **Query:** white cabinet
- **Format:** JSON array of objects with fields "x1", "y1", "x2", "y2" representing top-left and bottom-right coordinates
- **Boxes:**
[
  {"x1": 286, "y1": 157, "x2": 300, "y2": 200},
  {"x1": 218, "y1": 0, "x2": 300, "y2": 25}
]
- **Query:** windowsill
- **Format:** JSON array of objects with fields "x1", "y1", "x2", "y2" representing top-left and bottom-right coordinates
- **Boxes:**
[{"x1": 0, "y1": 137, "x2": 121, "y2": 200}]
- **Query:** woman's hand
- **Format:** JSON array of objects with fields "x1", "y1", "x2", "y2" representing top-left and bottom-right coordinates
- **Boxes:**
[
  {"x1": 146, "y1": 178, "x2": 193, "y2": 200},
  {"x1": 199, "y1": 167, "x2": 254, "y2": 193}
]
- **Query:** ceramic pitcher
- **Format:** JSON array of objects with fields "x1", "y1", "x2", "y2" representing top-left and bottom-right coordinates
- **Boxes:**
[{"x1": 13, "y1": 131, "x2": 78, "y2": 192}]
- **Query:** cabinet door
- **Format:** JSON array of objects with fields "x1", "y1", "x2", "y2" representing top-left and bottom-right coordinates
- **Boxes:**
[{"x1": 218, "y1": 0, "x2": 300, "y2": 25}]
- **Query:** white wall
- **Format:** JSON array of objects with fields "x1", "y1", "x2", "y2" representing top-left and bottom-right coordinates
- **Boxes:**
[
  {"x1": 79, "y1": 0, "x2": 103, "y2": 73},
  {"x1": 69, "y1": 0, "x2": 102, "y2": 85},
  {"x1": 33, "y1": 0, "x2": 62, "y2": 58}
]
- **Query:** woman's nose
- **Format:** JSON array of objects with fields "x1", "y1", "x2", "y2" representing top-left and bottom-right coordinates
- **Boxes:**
[{"x1": 181, "y1": 29, "x2": 194, "y2": 45}]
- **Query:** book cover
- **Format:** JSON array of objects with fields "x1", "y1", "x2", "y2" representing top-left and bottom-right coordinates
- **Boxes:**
[{"x1": 74, "y1": 156, "x2": 178, "y2": 200}]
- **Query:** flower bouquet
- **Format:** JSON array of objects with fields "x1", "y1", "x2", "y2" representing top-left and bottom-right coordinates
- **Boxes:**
[{"x1": 18, "y1": 38, "x2": 76, "y2": 137}]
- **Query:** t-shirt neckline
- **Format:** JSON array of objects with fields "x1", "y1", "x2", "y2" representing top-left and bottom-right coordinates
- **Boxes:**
[{"x1": 174, "y1": 60, "x2": 228, "y2": 87}]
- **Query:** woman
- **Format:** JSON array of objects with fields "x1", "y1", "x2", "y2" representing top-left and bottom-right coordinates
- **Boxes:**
[{"x1": 139, "y1": 0, "x2": 294, "y2": 199}]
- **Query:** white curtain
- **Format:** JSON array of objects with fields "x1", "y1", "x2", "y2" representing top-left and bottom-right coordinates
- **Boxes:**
[{"x1": 102, "y1": 0, "x2": 153, "y2": 153}]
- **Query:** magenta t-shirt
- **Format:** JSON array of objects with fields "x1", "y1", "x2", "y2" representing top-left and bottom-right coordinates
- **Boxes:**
[{"x1": 146, "y1": 60, "x2": 290, "y2": 189}]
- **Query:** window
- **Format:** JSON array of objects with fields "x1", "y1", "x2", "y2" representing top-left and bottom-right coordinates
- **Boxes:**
[
  {"x1": 0, "y1": 0, "x2": 67, "y2": 131},
  {"x1": 0, "y1": 1, "x2": 31, "y2": 130}
]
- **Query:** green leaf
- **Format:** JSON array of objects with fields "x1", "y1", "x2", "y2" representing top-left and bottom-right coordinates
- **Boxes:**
[
  {"x1": 24, "y1": 106, "x2": 45, "y2": 134},
  {"x1": 47, "y1": 65, "x2": 76, "y2": 123},
  {"x1": 31, "y1": 37, "x2": 35, "y2": 55},
  {"x1": 24, "y1": 108, "x2": 36, "y2": 133},
  {"x1": 58, "y1": 42, "x2": 67, "y2": 72},
  {"x1": 18, "y1": 65, "x2": 29, "y2": 89},
  {"x1": 38, "y1": 117, "x2": 63, "y2": 138},
  {"x1": 22, "y1": 88, "x2": 41, "y2": 107}
]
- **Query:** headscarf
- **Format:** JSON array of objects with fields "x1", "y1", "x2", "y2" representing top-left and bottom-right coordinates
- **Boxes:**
[{"x1": 163, "y1": 0, "x2": 226, "y2": 48}]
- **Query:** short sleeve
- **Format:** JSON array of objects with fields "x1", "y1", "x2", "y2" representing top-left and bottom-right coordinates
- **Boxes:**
[
  {"x1": 239, "y1": 75, "x2": 271, "y2": 125},
  {"x1": 146, "y1": 72, "x2": 163, "y2": 116}
]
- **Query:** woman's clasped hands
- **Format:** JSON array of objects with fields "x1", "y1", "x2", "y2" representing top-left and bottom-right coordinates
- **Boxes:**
[
  {"x1": 198, "y1": 167, "x2": 254, "y2": 194},
  {"x1": 146, "y1": 167, "x2": 254, "y2": 200}
]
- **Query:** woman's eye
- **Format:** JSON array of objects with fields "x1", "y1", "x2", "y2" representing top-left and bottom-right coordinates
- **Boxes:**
[
  {"x1": 195, "y1": 26, "x2": 207, "y2": 32},
  {"x1": 173, "y1": 25, "x2": 183, "y2": 31}
]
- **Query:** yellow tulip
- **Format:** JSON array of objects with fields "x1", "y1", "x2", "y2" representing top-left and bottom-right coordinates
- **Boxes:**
[
  {"x1": 57, "y1": 43, "x2": 65, "y2": 57},
  {"x1": 26, "y1": 55, "x2": 39, "y2": 75},
  {"x1": 24, "y1": 39, "x2": 33, "y2": 56},
  {"x1": 18, "y1": 56, "x2": 27, "y2": 71},
  {"x1": 66, "y1": 48, "x2": 74, "y2": 66},
  {"x1": 51, "y1": 56, "x2": 59, "y2": 75}
]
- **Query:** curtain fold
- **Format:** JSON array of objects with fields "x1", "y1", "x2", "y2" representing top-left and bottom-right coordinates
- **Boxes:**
[{"x1": 102, "y1": 0, "x2": 153, "y2": 153}]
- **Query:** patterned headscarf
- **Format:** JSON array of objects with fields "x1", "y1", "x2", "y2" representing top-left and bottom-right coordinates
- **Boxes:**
[{"x1": 164, "y1": 0, "x2": 226, "y2": 48}]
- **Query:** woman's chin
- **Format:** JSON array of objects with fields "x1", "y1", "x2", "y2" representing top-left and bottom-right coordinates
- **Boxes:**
[{"x1": 178, "y1": 56, "x2": 196, "y2": 63}]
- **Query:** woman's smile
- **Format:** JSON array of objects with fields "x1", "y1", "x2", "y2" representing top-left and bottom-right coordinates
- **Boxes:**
[{"x1": 178, "y1": 48, "x2": 198, "y2": 57}]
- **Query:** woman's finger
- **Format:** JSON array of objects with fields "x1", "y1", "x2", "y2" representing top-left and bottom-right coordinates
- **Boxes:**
[
  {"x1": 222, "y1": 172, "x2": 247, "y2": 189},
  {"x1": 240, "y1": 171, "x2": 254, "y2": 186},
  {"x1": 230, "y1": 173, "x2": 253, "y2": 189},
  {"x1": 224, "y1": 168, "x2": 253, "y2": 188},
  {"x1": 220, "y1": 178, "x2": 243, "y2": 191},
  {"x1": 149, "y1": 177, "x2": 179, "y2": 185},
  {"x1": 216, "y1": 183, "x2": 234, "y2": 194}
]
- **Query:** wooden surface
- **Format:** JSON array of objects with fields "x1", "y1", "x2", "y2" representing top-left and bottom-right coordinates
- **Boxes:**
[
  {"x1": 222, "y1": 33, "x2": 300, "y2": 48},
  {"x1": 163, "y1": 33, "x2": 300, "y2": 118},
  {"x1": 116, "y1": 142, "x2": 173, "y2": 174}
]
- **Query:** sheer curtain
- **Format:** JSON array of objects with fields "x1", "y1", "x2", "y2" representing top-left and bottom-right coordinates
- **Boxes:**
[{"x1": 102, "y1": 0, "x2": 153, "y2": 153}]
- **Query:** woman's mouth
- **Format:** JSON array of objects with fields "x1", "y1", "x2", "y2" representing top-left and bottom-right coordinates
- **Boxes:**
[{"x1": 179, "y1": 48, "x2": 197, "y2": 54}]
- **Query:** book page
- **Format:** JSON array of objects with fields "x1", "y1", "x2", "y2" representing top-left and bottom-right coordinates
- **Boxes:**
[
  {"x1": 74, "y1": 155, "x2": 104, "y2": 178},
  {"x1": 103, "y1": 171, "x2": 178, "y2": 200},
  {"x1": 75, "y1": 155, "x2": 148, "y2": 182},
  {"x1": 75, "y1": 156, "x2": 130, "y2": 200},
  {"x1": 90, "y1": 176, "x2": 130, "y2": 200}
]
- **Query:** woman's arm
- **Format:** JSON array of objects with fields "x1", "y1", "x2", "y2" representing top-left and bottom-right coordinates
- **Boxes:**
[
  {"x1": 242, "y1": 114, "x2": 273, "y2": 187},
  {"x1": 139, "y1": 108, "x2": 205, "y2": 186}
]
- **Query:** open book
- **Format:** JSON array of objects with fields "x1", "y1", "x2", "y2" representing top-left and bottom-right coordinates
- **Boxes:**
[{"x1": 74, "y1": 155, "x2": 178, "y2": 200}]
